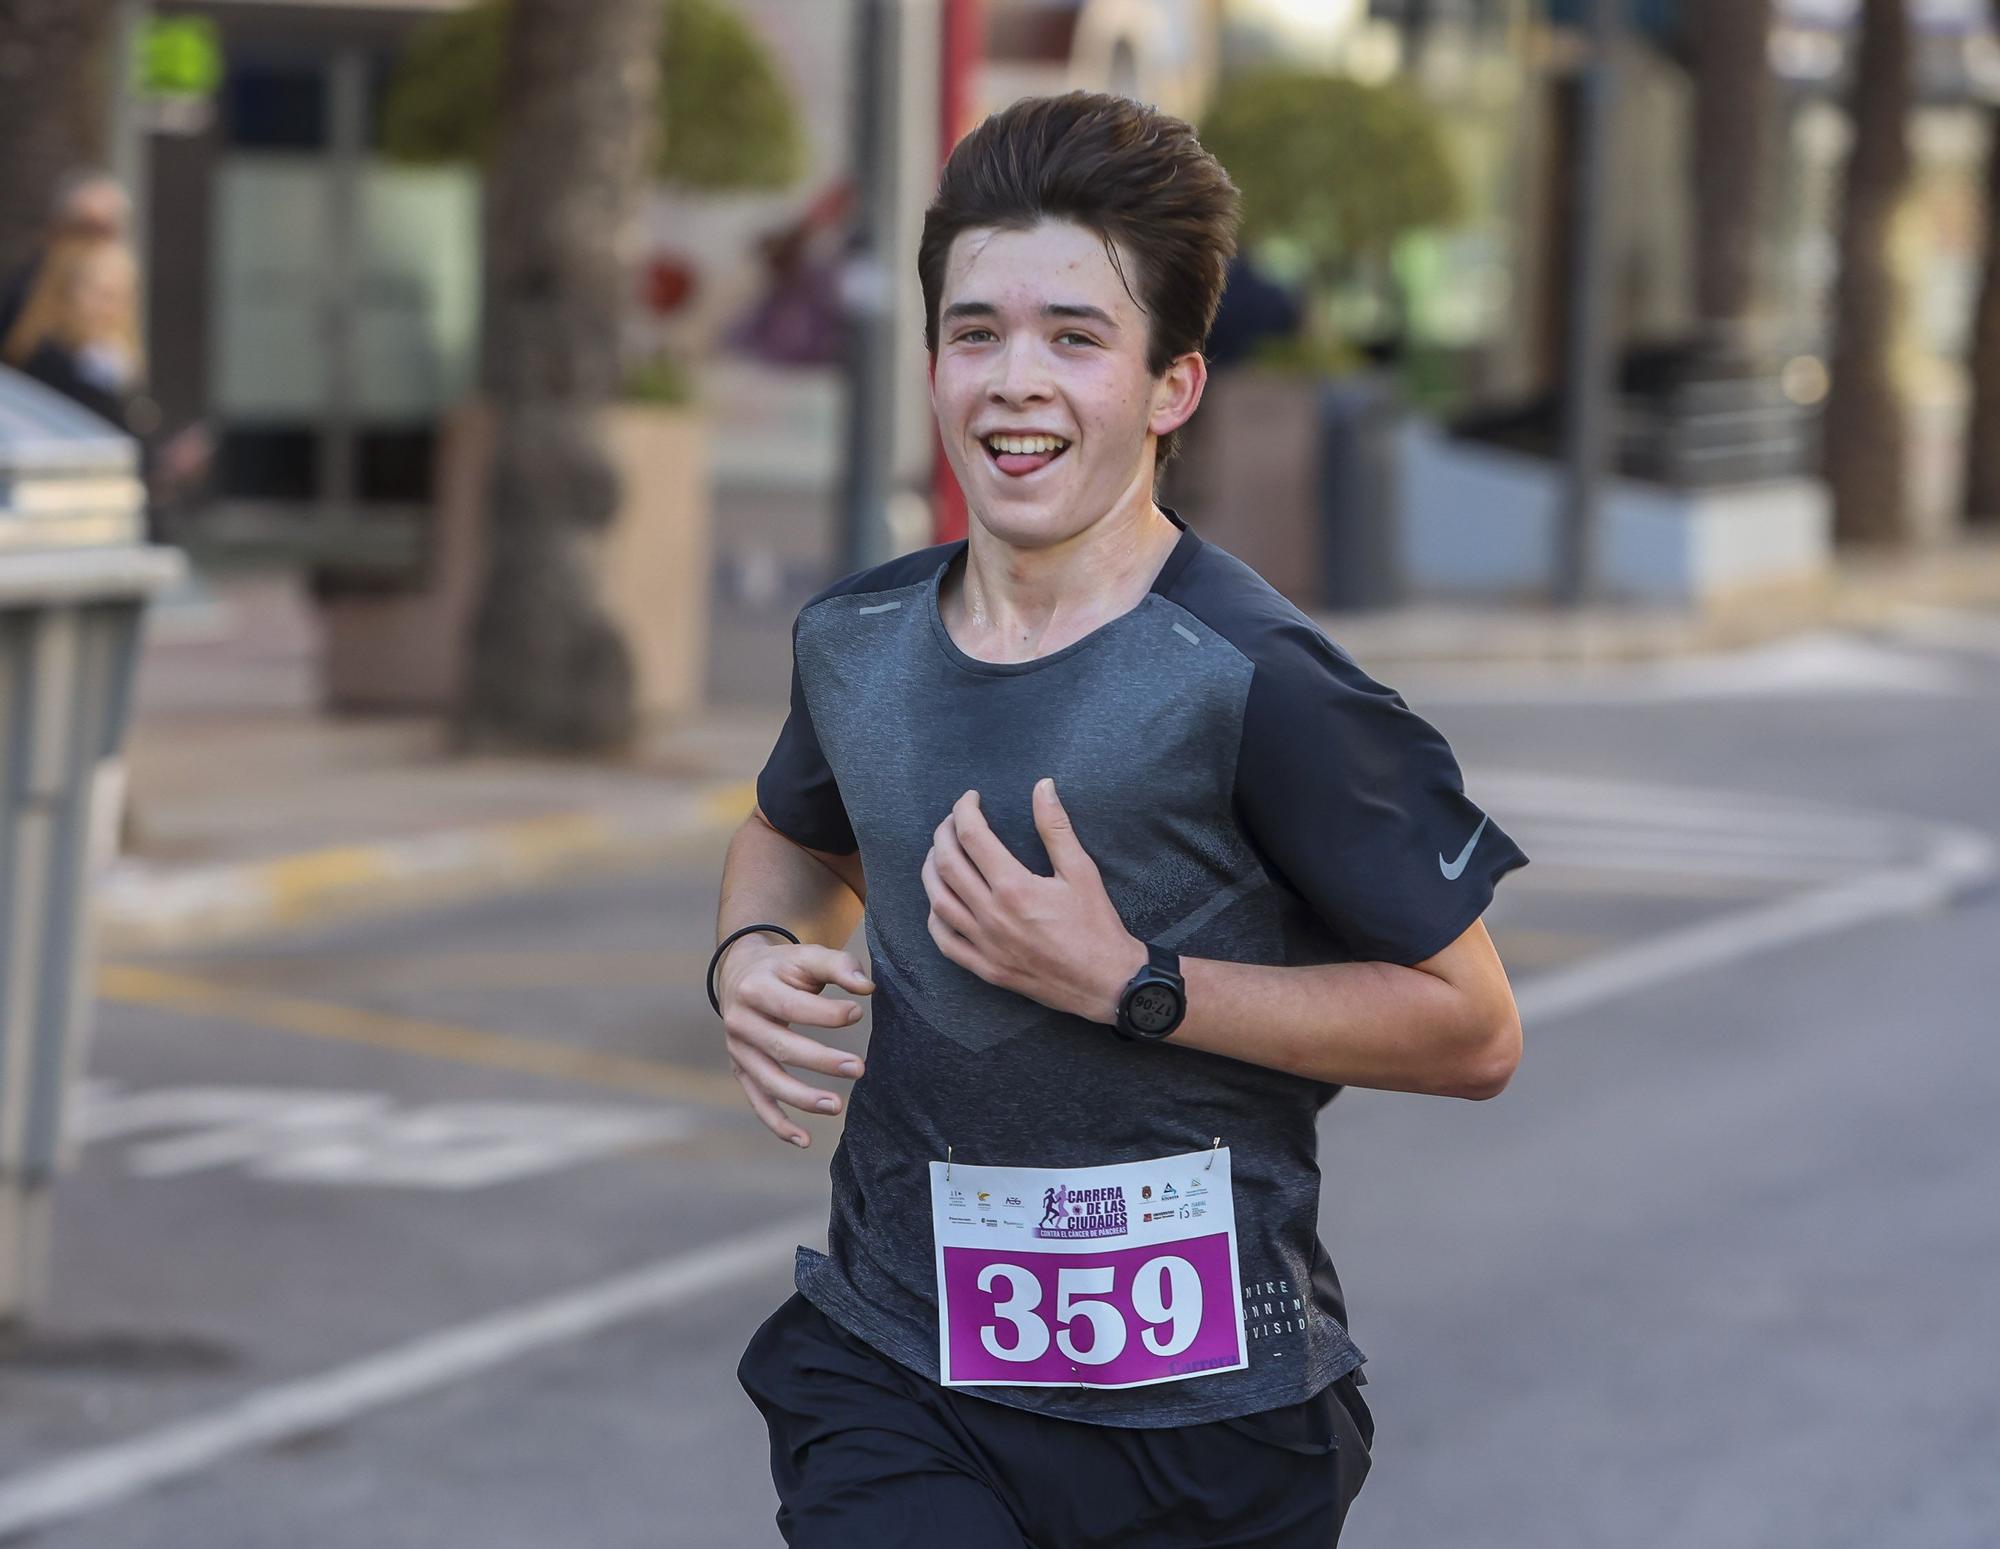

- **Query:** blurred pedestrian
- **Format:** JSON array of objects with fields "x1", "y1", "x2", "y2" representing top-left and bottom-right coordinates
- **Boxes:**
[
  {"x1": 1, "y1": 237, "x2": 211, "y2": 534},
  {"x1": 0, "y1": 169, "x2": 131, "y2": 346},
  {"x1": 725, "y1": 179, "x2": 858, "y2": 368},
  {"x1": 1204, "y1": 251, "x2": 1303, "y2": 370}
]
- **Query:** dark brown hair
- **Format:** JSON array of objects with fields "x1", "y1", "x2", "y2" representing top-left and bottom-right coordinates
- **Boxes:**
[{"x1": 918, "y1": 91, "x2": 1242, "y2": 474}]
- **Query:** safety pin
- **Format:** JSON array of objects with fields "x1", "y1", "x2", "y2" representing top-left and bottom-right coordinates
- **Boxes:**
[
  {"x1": 1206, "y1": 1136, "x2": 1220, "y2": 1171},
  {"x1": 946, "y1": 1145, "x2": 953, "y2": 1181}
]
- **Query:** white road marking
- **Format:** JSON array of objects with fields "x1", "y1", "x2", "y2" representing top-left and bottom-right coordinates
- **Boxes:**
[
  {"x1": 1515, "y1": 824, "x2": 1995, "y2": 1026},
  {"x1": 1477, "y1": 770, "x2": 1946, "y2": 893},
  {"x1": 10, "y1": 770, "x2": 1991, "y2": 1538},
  {"x1": 0, "y1": 1214, "x2": 823, "y2": 1542},
  {"x1": 1479, "y1": 771, "x2": 1996, "y2": 1016},
  {"x1": 1504, "y1": 818, "x2": 1901, "y2": 864},
  {"x1": 1479, "y1": 770, "x2": 1910, "y2": 838},
  {"x1": 69, "y1": 1085, "x2": 694, "y2": 1190},
  {"x1": 1497, "y1": 845, "x2": 1865, "y2": 883}
]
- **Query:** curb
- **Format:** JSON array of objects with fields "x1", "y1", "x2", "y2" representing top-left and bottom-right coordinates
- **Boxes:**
[
  {"x1": 93, "y1": 781, "x2": 757, "y2": 955},
  {"x1": 1313, "y1": 537, "x2": 2000, "y2": 668},
  {"x1": 89, "y1": 540, "x2": 2000, "y2": 954}
]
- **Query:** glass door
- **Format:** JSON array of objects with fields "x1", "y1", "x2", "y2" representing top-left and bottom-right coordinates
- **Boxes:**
[{"x1": 206, "y1": 45, "x2": 478, "y2": 577}]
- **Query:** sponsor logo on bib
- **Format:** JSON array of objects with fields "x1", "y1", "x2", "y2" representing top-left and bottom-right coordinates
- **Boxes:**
[{"x1": 1035, "y1": 1183, "x2": 1129, "y2": 1239}]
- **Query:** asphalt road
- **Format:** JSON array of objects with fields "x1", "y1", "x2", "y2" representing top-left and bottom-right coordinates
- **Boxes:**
[{"x1": 1, "y1": 616, "x2": 1996, "y2": 1548}]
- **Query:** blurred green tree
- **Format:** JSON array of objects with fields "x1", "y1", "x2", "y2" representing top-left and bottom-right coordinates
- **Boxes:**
[
  {"x1": 380, "y1": 0, "x2": 803, "y2": 192},
  {"x1": 1198, "y1": 67, "x2": 1462, "y2": 375},
  {"x1": 401, "y1": 0, "x2": 807, "y2": 751},
  {"x1": 1823, "y1": 0, "x2": 1915, "y2": 545},
  {"x1": 453, "y1": 0, "x2": 666, "y2": 754}
]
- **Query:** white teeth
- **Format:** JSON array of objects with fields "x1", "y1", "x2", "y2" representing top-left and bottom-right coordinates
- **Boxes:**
[{"x1": 986, "y1": 435, "x2": 1068, "y2": 456}]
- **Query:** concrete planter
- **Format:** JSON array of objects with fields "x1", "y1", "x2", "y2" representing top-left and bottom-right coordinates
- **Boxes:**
[
  {"x1": 320, "y1": 398, "x2": 712, "y2": 725},
  {"x1": 1164, "y1": 367, "x2": 1405, "y2": 612},
  {"x1": 597, "y1": 402, "x2": 714, "y2": 721},
  {"x1": 1396, "y1": 417, "x2": 1833, "y2": 604}
]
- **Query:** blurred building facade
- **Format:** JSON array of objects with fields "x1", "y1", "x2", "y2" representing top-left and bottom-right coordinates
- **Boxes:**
[
  {"x1": 141, "y1": 1, "x2": 476, "y2": 577},
  {"x1": 124, "y1": 0, "x2": 1229, "y2": 585},
  {"x1": 1280, "y1": 0, "x2": 2000, "y2": 540},
  {"x1": 105, "y1": 0, "x2": 2000, "y2": 624}
]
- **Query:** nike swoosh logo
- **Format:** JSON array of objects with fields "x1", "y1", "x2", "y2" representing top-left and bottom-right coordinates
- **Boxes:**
[{"x1": 1438, "y1": 815, "x2": 1489, "y2": 881}]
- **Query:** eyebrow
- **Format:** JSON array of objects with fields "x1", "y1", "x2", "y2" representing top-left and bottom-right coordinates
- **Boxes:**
[{"x1": 940, "y1": 301, "x2": 1121, "y2": 331}]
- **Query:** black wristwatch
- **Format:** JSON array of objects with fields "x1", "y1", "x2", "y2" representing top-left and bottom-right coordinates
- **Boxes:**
[{"x1": 1114, "y1": 943, "x2": 1186, "y2": 1042}]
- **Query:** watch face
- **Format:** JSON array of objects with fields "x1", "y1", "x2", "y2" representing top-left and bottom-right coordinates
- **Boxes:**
[{"x1": 1127, "y1": 982, "x2": 1182, "y2": 1035}]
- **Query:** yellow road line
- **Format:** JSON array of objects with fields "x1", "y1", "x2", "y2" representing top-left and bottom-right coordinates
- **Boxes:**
[
  {"x1": 149, "y1": 948, "x2": 722, "y2": 993},
  {"x1": 493, "y1": 812, "x2": 619, "y2": 869},
  {"x1": 260, "y1": 846, "x2": 400, "y2": 923},
  {"x1": 184, "y1": 796, "x2": 752, "y2": 937},
  {"x1": 96, "y1": 964, "x2": 746, "y2": 1110}
]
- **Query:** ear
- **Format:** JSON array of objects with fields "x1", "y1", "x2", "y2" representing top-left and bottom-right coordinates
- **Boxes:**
[{"x1": 1148, "y1": 349, "x2": 1208, "y2": 439}]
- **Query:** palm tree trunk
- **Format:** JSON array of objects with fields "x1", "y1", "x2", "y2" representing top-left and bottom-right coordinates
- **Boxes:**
[
  {"x1": 1962, "y1": 84, "x2": 2000, "y2": 527},
  {"x1": 456, "y1": 0, "x2": 663, "y2": 752},
  {"x1": 1823, "y1": 0, "x2": 1914, "y2": 546},
  {"x1": 1690, "y1": 0, "x2": 1772, "y2": 344},
  {"x1": 0, "y1": 0, "x2": 119, "y2": 277}
]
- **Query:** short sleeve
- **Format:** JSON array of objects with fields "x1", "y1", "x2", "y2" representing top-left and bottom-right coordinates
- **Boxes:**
[
  {"x1": 754, "y1": 614, "x2": 857, "y2": 855},
  {"x1": 1233, "y1": 622, "x2": 1527, "y2": 966}
]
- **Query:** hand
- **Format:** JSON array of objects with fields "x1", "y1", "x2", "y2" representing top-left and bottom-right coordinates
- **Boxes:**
[
  {"x1": 158, "y1": 423, "x2": 213, "y2": 485},
  {"x1": 716, "y1": 937, "x2": 873, "y2": 1148},
  {"x1": 921, "y1": 779, "x2": 1145, "y2": 1024}
]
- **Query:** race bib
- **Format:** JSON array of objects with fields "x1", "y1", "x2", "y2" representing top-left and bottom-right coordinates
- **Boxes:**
[{"x1": 930, "y1": 1147, "x2": 1248, "y2": 1390}]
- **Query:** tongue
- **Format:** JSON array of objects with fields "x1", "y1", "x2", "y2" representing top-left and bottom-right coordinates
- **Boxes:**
[{"x1": 995, "y1": 449, "x2": 1059, "y2": 476}]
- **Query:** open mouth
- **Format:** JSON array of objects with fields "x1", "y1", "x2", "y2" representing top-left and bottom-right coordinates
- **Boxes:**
[{"x1": 981, "y1": 434, "x2": 1072, "y2": 478}]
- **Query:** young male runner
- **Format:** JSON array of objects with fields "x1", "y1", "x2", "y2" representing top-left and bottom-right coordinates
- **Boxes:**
[{"x1": 713, "y1": 91, "x2": 1528, "y2": 1548}]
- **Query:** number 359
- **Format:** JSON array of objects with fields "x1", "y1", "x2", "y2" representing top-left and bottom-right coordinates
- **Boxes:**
[{"x1": 975, "y1": 1255, "x2": 1202, "y2": 1365}]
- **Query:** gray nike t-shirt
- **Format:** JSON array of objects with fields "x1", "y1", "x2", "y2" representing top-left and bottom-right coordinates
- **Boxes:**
[{"x1": 756, "y1": 507, "x2": 1528, "y2": 1428}]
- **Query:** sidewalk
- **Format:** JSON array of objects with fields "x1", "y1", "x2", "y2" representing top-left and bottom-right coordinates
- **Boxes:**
[
  {"x1": 95, "y1": 539, "x2": 2000, "y2": 955},
  {"x1": 98, "y1": 570, "x2": 780, "y2": 955},
  {"x1": 1317, "y1": 531, "x2": 2000, "y2": 664}
]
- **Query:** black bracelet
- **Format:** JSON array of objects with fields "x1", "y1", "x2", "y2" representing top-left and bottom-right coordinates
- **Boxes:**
[{"x1": 707, "y1": 923, "x2": 801, "y2": 1016}]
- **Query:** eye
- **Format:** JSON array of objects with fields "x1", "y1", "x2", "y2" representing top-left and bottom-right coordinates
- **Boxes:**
[
  {"x1": 1058, "y1": 332, "x2": 1098, "y2": 347},
  {"x1": 954, "y1": 328, "x2": 995, "y2": 344}
]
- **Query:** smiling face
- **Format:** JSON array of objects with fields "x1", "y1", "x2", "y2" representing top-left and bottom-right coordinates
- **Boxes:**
[{"x1": 928, "y1": 219, "x2": 1205, "y2": 549}]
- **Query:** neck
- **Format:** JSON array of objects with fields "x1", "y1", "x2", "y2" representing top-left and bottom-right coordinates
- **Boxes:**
[{"x1": 949, "y1": 487, "x2": 1182, "y2": 661}]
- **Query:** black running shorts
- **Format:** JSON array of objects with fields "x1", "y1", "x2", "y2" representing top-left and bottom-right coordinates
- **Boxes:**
[{"x1": 739, "y1": 1293, "x2": 1373, "y2": 1548}]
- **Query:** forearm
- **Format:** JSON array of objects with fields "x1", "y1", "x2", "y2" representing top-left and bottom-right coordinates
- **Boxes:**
[
  {"x1": 716, "y1": 815, "x2": 864, "y2": 957},
  {"x1": 915, "y1": 783, "x2": 1519, "y2": 1098},
  {"x1": 1160, "y1": 953, "x2": 1517, "y2": 1100}
]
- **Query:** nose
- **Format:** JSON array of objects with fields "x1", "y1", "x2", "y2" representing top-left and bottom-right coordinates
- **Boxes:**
[{"x1": 989, "y1": 335, "x2": 1052, "y2": 407}]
